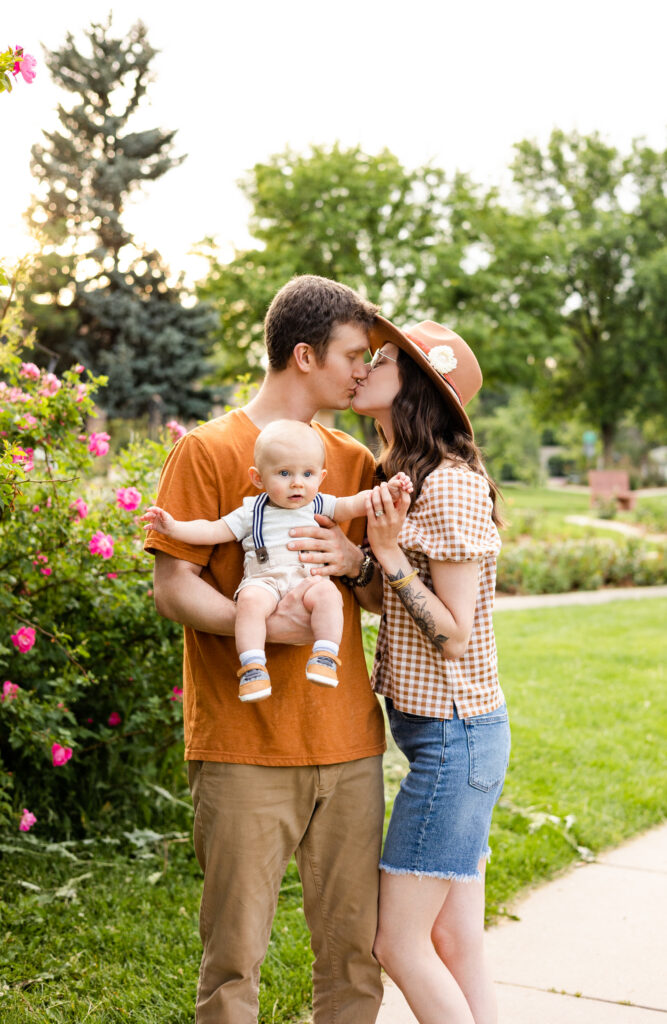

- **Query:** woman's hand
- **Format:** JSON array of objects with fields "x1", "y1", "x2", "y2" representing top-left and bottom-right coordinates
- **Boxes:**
[{"x1": 365, "y1": 481, "x2": 411, "y2": 565}]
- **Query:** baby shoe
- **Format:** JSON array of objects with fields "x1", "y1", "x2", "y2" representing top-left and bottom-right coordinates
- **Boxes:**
[
  {"x1": 237, "y1": 663, "x2": 272, "y2": 702},
  {"x1": 305, "y1": 653, "x2": 341, "y2": 688}
]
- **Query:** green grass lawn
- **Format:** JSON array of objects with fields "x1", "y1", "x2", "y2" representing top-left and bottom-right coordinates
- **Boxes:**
[{"x1": 2, "y1": 598, "x2": 666, "y2": 1023}]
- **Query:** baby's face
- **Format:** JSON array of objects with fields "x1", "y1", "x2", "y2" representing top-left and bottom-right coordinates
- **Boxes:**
[{"x1": 257, "y1": 438, "x2": 326, "y2": 510}]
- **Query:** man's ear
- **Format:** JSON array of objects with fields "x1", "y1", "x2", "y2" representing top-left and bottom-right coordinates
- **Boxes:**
[
  {"x1": 292, "y1": 343, "x2": 315, "y2": 373},
  {"x1": 248, "y1": 466, "x2": 263, "y2": 490}
]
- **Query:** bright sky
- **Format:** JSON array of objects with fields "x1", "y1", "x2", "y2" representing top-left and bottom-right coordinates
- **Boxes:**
[{"x1": 3, "y1": 0, "x2": 666, "y2": 283}]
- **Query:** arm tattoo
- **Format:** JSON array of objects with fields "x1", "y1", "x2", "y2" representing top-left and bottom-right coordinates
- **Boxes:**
[{"x1": 387, "y1": 570, "x2": 449, "y2": 653}]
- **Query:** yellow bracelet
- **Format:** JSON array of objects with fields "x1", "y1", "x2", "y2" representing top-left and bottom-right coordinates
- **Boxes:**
[{"x1": 388, "y1": 568, "x2": 419, "y2": 591}]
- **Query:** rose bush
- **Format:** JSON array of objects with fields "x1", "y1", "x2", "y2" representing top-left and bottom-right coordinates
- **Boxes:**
[
  {"x1": 0, "y1": 297, "x2": 189, "y2": 837},
  {"x1": 0, "y1": 45, "x2": 36, "y2": 93}
]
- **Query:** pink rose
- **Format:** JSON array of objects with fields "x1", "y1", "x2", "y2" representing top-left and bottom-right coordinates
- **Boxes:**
[
  {"x1": 73, "y1": 364, "x2": 85, "y2": 374},
  {"x1": 19, "y1": 362, "x2": 41, "y2": 380},
  {"x1": 11, "y1": 626, "x2": 36, "y2": 653},
  {"x1": 106, "y1": 572, "x2": 118, "y2": 579},
  {"x1": 32, "y1": 505, "x2": 40, "y2": 513},
  {"x1": 170, "y1": 686, "x2": 184, "y2": 703},
  {"x1": 166, "y1": 419, "x2": 187, "y2": 442},
  {"x1": 12, "y1": 447, "x2": 34, "y2": 472},
  {"x1": 108, "y1": 711, "x2": 122, "y2": 727},
  {"x1": 116, "y1": 486, "x2": 142, "y2": 511},
  {"x1": 13, "y1": 51, "x2": 37, "y2": 84},
  {"x1": 75, "y1": 384, "x2": 88, "y2": 403},
  {"x1": 38, "y1": 373, "x2": 61, "y2": 397},
  {"x1": 88, "y1": 432, "x2": 110, "y2": 457},
  {"x1": 51, "y1": 742, "x2": 73, "y2": 766},
  {"x1": 1, "y1": 680, "x2": 20, "y2": 701},
  {"x1": 19, "y1": 808, "x2": 37, "y2": 832},
  {"x1": 71, "y1": 497, "x2": 89, "y2": 520},
  {"x1": 89, "y1": 531, "x2": 114, "y2": 559},
  {"x1": 18, "y1": 414, "x2": 38, "y2": 431}
]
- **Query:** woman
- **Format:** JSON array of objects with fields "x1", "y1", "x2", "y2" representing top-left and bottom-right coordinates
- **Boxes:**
[{"x1": 352, "y1": 317, "x2": 509, "y2": 1024}]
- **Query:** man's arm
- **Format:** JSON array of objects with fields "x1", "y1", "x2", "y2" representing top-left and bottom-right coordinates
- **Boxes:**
[
  {"x1": 153, "y1": 552, "x2": 237, "y2": 633},
  {"x1": 153, "y1": 551, "x2": 314, "y2": 644}
]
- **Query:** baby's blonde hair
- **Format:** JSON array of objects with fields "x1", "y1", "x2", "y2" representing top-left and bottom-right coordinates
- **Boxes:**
[{"x1": 254, "y1": 420, "x2": 325, "y2": 472}]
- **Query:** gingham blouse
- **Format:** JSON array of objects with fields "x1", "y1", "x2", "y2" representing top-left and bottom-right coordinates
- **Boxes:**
[{"x1": 372, "y1": 464, "x2": 503, "y2": 719}]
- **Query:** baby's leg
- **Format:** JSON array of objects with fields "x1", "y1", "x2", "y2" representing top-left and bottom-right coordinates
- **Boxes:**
[
  {"x1": 303, "y1": 579, "x2": 344, "y2": 688},
  {"x1": 236, "y1": 585, "x2": 279, "y2": 703},
  {"x1": 302, "y1": 578, "x2": 343, "y2": 647},
  {"x1": 235, "y1": 585, "x2": 279, "y2": 655}
]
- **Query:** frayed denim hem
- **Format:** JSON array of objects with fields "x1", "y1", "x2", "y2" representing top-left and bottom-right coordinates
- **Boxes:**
[{"x1": 379, "y1": 861, "x2": 482, "y2": 884}]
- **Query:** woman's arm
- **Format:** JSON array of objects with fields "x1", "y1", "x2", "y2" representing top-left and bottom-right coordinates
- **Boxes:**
[{"x1": 365, "y1": 481, "x2": 479, "y2": 658}]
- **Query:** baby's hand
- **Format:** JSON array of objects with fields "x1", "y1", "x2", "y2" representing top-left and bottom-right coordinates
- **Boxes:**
[
  {"x1": 139, "y1": 505, "x2": 175, "y2": 534},
  {"x1": 386, "y1": 472, "x2": 413, "y2": 502}
]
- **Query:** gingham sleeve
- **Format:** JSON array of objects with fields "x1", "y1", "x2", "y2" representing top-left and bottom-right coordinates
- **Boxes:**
[{"x1": 400, "y1": 467, "x2": 499, "y2": 562}]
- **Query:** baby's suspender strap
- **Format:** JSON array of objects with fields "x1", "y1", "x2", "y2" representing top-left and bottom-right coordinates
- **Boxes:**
[
  {"x1": 252, "y1": 493, "x2": 270, "y2": 563},
  {"x1": 313, "y1": 494, "x2": 323, "y2": 515}
]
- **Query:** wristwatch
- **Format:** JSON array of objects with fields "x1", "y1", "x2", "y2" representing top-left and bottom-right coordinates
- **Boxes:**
[{"x1": 340, "y1": 552, "x2": 375, "y2": 589}]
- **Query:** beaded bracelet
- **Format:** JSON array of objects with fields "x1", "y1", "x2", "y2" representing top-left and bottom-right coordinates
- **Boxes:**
[{"x1": 388, "y1": 568, "x2": 419, "y2": 591}]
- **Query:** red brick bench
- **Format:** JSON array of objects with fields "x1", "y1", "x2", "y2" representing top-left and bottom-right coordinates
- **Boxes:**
[{"x1": 588, "y1": 470, "x2": 636, "y2": 511}]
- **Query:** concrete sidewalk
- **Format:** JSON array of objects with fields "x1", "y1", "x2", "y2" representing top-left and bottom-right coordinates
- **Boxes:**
[{"x1": 377, "y1": 822, "x2": 667, "y2": 1022}]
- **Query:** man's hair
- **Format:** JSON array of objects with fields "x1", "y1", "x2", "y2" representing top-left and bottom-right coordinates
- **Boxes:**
[{"x1": 264, "y1": 275, "x2": 379, "y2": 371}]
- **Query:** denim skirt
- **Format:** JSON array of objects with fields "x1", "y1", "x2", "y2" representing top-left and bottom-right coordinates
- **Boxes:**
[{"x1": 380, "y1": 699, "x2": 511, "y2": 882}]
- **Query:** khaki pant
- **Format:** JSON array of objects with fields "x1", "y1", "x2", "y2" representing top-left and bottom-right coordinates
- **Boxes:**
[{"x1": 188, "y1": 757, "x2": 385, "y2": 1024}]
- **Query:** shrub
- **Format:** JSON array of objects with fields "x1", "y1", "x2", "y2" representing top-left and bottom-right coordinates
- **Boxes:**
[
  {"x1": 497, "y1": 536, "x2": 666, "y2": 594},
  {"x1": 0, "y1": 315, "x2": 187, "y2": 837},
  {"x1": 631, "y1": 498, "x2": 667, "y2": 534}
]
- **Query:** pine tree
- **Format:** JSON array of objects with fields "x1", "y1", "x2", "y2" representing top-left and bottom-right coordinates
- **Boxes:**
[{"x1": 25, "y1": 18, "x2": 216, "y2": 421}]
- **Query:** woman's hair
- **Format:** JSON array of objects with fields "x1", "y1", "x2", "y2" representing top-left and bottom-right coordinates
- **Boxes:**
[{"x1": 376, "y1": 349, "x2": 505, "y2": 527}]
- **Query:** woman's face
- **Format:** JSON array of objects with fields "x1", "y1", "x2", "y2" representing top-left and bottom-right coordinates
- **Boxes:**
[{"x1": 351, "y1": 343, "x2": 401, "y2": 426}]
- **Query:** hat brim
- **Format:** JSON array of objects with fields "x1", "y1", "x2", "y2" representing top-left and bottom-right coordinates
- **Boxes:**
[{"x1": 368, "y1": 315, "x2": 474, "y2": 438}]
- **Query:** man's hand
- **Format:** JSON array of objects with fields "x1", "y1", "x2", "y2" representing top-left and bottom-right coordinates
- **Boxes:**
[
  {"x1": 265, "y1": 578, "x2": 315, "y2": 645},
  {"x1": 287, "y1": 514, "x2": 363, "y2": 578}
]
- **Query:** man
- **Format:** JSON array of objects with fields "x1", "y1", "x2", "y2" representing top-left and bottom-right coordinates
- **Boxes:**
[{"x1": 145, "y1": 275, "x2": 386, "y2": 1024}]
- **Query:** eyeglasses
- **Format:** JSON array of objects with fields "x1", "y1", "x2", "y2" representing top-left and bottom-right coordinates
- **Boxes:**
[{"x1": 368, "y1": 348, "x2": 397, "y2": 371}]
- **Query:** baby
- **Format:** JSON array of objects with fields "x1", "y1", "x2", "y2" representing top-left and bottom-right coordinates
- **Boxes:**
[{"x1": 141, "y1": 419, "x2": 412, "y2": 703}]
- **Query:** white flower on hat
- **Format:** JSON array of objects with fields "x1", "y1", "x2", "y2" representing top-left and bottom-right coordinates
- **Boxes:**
[{"x1": 427, "y1": 345, "x2": 457, "y2": 375}]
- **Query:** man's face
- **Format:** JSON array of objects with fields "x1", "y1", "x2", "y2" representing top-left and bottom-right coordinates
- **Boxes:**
[{"x1": 310, "y1": 322, "x2": 370, "y2": 410}]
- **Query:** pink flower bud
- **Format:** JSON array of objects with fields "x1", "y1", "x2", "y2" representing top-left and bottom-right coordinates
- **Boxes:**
[{"x1": 108, "y1": 711, "x2": 122, "y2": 727}]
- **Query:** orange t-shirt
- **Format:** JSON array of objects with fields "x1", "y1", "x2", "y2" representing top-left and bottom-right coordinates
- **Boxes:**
[{"x1": 144, "y1": 408, "x2": 385, "y2": 766}]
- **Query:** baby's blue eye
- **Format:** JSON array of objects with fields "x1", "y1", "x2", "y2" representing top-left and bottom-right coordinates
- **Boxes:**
[
  {"x1": 279, "y1": 470, "x2": 289, "y2": 477},
  {"x1": 304, "y1": 471, "x2": 313, "y2": 477}
]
